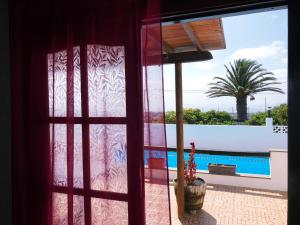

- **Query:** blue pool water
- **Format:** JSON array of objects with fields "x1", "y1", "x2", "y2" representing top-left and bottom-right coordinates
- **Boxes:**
[{"x1": 145, "y1": 150, "x2": 270, "y2": 175}]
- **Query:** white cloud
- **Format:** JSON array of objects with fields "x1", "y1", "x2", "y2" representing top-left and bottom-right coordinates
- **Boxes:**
[
  {"x1": 183, "y1": 74, "x2": 213, "y2": 90},
  {"x1": 230, "y1": 40, "x2": 287, "y2": 61},
  {"x1": 271, "y1": 68, "x2": 287, "y2": 82}
]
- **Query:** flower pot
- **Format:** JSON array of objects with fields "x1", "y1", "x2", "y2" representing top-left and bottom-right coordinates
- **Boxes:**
[{"x1": 174, "y1": 178, "x2": 207, "y2": 213}]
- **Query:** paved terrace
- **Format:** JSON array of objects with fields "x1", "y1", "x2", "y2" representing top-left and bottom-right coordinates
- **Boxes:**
[{"x1": 170, "y1": 184, "x2": 287, "y2": 225}]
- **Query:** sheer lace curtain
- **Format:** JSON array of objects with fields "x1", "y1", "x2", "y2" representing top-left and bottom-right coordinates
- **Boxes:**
[
  {"x1": 142, "y1": 9, "x2": 171, "y2": 225},
  {"x1": 11, "y1": 0, "x2": 170, "y2": 225}
]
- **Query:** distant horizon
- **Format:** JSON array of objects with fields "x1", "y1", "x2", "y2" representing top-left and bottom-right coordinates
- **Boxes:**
[
  {"x1": 163, "y1": 9, "x2": 288, "y2": 113},
  {"x1": 164, "y1": 104, "x2": 286, "y2": 114},
  {"x1": 164, "y1": 107, "x2": 283, "y2": 114}
]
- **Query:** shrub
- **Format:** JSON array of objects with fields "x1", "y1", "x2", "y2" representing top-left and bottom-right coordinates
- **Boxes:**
[
  {"x1": 165, "y1": 108, "x2": 235, "y2": 125},
  {"x1": 245, "y1": 104, "x2": 288, "y2": 125},
  {"x1": 202, "y1": 110, "x2": 233, "y2": 125},
  {"x1": 183, "y1": 108, "x2": 202, "y2": 124},
  {"x1": 271, "y1": 104, "x2": 288, "y2": 125},
  {"x1": 245, "y1": 112, "x2": 266, "y2": 125},
  {"x1": 165, "y1": 111, "x2": 176, "y2": 123}
]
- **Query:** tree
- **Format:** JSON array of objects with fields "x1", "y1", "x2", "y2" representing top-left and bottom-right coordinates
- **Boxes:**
[
  {"x1": 271, "y1": 104, "x2": 288, "y2": 125},
  {"x1": 245, "y1": 104, "x2": 288, "y2": 125},
  {"x1": 206, "y1": 59, "x2": 284, "y2": 122}
]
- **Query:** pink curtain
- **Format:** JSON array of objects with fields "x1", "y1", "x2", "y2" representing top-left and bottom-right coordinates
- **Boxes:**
[
  {"x1": 142, "y1": 1, "x2": 171, "y2": 224},
  {"x1": 11, "y1": 0, "x2": 170, "y2": 225}
]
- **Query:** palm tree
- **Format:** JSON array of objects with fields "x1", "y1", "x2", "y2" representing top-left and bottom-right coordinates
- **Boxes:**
[{"x1": 206, "y1": 58, "x2": 284, "y2": 122}]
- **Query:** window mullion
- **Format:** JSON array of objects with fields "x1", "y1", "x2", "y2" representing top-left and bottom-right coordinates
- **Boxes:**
[{"x1": 80, "y1": 44, "x2": 92, "y2": 225}]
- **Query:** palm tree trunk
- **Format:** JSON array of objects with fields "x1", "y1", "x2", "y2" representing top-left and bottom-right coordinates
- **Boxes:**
[{"x1": 236, "y1": 96, "x2": 247, "y2": 122}]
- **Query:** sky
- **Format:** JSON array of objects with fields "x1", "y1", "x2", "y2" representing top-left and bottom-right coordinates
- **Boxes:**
[{"x1": 163, "y1": 9, "x2": 288, "y2": 113}]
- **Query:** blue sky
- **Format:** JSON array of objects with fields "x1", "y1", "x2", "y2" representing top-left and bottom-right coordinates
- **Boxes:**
[{"x1": 163, "y1": 9, "x2": 288, "y2": 113}]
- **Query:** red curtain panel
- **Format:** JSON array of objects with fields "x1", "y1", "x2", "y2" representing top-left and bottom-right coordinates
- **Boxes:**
[{"x1": 10, "y1": 0, "x2": 170, "y2": 225}]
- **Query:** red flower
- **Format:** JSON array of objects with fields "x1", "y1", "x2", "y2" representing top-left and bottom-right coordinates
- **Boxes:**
[{"x1": 184, "y1": 142, "x2": 197, "y2": 185}]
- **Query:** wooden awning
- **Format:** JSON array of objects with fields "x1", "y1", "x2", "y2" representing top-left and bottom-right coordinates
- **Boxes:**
[{"x1": 162, "y1": 18, "x2": 226, "y2": 63}]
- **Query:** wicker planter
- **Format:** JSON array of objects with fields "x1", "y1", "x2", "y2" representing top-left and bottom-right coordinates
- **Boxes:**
[
  {"x1": 174, "y1": 178, "x2": 207, "y2": 213},
  {"x1": 208, "y1": 163, "x2": 236, "y2": 175}
]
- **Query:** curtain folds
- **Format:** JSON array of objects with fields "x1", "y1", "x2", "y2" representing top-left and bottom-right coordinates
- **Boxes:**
[
  {"x1": 142, "y1": 3, "x2": 171, "y2": 224},
  {"x1": 10, "y1": 0, "x2": 170, "y2": 225}
]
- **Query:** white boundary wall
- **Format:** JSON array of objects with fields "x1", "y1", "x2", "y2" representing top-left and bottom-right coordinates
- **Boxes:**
[
  {"x1": 166, "y1": 118, "x2": 287, "y2": 152},
  {"x1": 168, "y1": 149, "x2": 287, "y2": 191}
]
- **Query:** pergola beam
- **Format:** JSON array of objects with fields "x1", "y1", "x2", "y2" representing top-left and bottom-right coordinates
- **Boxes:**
[
  {"x1": 163, "y1": 50, "x2": 212, "y2": 64},
  {"x1": 163, "y1": 41, "x2": 174, "y2": 54},
  {"x1": 182, "y1": 22, "x2": 204, "y2": 51}
]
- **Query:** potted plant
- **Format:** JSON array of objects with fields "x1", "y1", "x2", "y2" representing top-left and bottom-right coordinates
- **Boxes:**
[{"x1": 174, "y1": 142, "x2": 207, "y2": 214}]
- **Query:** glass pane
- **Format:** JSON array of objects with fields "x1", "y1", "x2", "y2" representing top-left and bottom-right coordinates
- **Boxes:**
[
  {"x1": 74, "y1": 195, "x2": 85, "y2": 225},
  {"x1": 53, "y1": 193, "x2": 68, "y2": 225},
  {"x1": 52, "y1": 193, "x2": 85, "y2": 225},
  {"x1": 48, "y1": 46, "x2": 82, "y2": 117},
  {"x1": 74, "y1": 125, "x2": 83, "y2": 188},
  {"x1": 91, "y1": 198, "x2": 128, "y2": 225},
  {"x1": 87, "y1": 45, "x2": 126, "y2": 117},
  {"x1": 90, "y1": 124, "x2": 127, "y2": 193},
  {"x1": 50, "y1": 124, "x2": 83, "y2": 187},
  {"x1": 73, "y1": 47, "x2": 82, "y2": 117},
  {"x1": 52, "y1": 124, "x2": 67, "y2": 186}
]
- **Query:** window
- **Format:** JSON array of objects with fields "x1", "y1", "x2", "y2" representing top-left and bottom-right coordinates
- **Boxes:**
[{"x1": 48, "y1": 45, "x2": 129, "y2": 225}]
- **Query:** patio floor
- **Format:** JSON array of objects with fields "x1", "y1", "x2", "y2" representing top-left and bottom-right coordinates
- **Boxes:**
[{"x1": 170, "y1": 184, "x2": 287, "y2": 225}]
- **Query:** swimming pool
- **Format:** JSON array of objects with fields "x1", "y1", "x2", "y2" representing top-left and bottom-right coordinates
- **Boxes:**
[{"x1": 145, "y1": 150, "x2": 270, "y2": 175}]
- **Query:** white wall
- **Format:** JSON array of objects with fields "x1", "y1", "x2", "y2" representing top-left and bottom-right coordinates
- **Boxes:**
[
  {"x1": 168, "y1": 149, "x2": 288, "y2": 191},
  {"x1": 166, "y1": 119, "x2": 287, "y2": 152}
]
